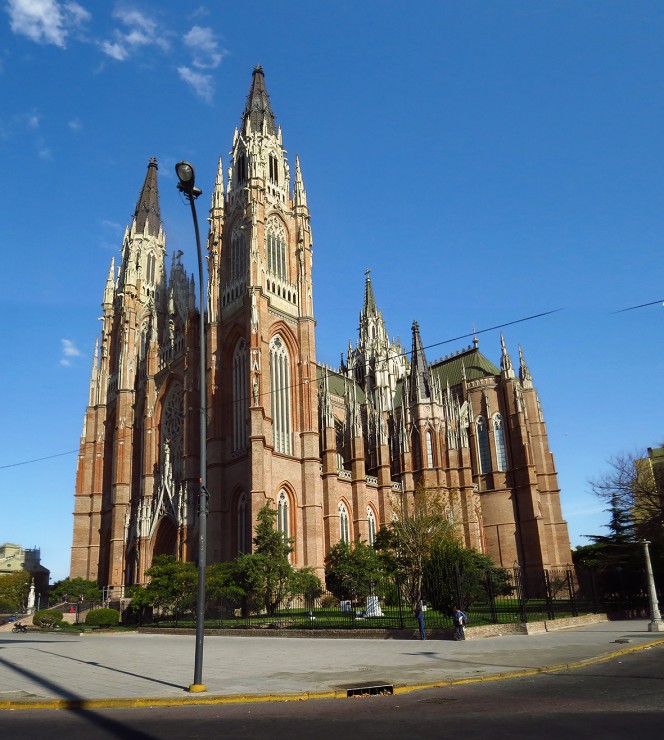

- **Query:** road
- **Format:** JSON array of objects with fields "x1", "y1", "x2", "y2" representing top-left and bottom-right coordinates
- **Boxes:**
[{"x1": 1, "y1": 643, "x2": 663, "y2": 738}]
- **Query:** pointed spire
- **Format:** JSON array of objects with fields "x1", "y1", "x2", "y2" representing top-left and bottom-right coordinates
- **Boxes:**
[
  {"x1": 104, "y1": 257, "x2": 115, "y2": 305},
  {"x1": 242, "y1": 65, "x2": 276, "y2": 136},
  {"x1": 363, "y1": 269, "x2": 377, "y2": 316},
  {"x1": 500, "y1": 334, "x2": 516, "y2": 379},
  {"x1": 518, "y1": 345, "x2": 533, "y2": 388},
  {"x1": 294, "y1": 154, "x2": 307, "y2": 207},
  {"x1": 132, "y1": 157, "x2": 161, "y2": 236},
  {"x1": 88, "y1": 337, "x2": 99, "y2": 407},
  {"x1": 211, "y1": 155, "x2": 224, "y2": 212},
  {"x1": 409, "y1": 320, "x2": 432, "y2": 403}
]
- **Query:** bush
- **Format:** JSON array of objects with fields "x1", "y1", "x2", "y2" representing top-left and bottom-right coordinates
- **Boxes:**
[
  {"x1": 33, "y1": 609, "x2": 64, "y2": 628},
  {"x1": 85, "y1": 608, "x2": 120, "y2": 627},
  {"x1": 320, "y1": 593, "x2": 338, "y2": 609}
]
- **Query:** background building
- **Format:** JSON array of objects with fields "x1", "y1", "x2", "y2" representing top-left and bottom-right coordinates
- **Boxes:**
[
  {"x1": 0, "y1": 543, "x2": 50, "y2": 595},
  {"x1": 70, "y1": 67, "x2": 573, "y2": 595}
]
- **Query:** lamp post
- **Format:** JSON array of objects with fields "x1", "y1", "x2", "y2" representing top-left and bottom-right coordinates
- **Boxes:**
[
  {"x1": 175, "y1": 161, "x2": 209, "y2": 691},
  {"x1": 641, "y1": 540, "x2": 663, "y2": 632}
]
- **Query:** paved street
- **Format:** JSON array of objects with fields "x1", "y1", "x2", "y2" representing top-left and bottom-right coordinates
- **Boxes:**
[
  {"x1": 0, "y1": 641, "x2": 663, "y2": 739},
  {"x1": 1, "y1": 619, "x2": 663, "y2": 708}
]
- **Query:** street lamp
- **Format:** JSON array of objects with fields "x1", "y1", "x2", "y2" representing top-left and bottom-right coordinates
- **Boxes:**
[
  {"x1": 176, "y1": 161, "x2": 208, "y2": 691},
  {"x1": 640, "y1": 540, "x2": 663, "y2": 632}
]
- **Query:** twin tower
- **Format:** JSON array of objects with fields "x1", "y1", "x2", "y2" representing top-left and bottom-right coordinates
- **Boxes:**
[{"x1": 70, "y1": 67, "x2": 572, "y2": 593}]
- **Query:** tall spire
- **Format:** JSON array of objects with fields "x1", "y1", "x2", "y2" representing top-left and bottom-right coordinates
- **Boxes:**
[
  {"x1": 294, "y1": 154, "x2": 307, "y2": 207},
  {"x1": 132, "y1": 157, "x2": 161, "y2": 236},
  {"x1": 409, "y1": 321, "x2": 432, "y2": 402},
  {"x1": 242, "y1": 65, "x2": 276, "y2": 136},
  {"x1": 363, "y1": 270, "x2": 377, "y2": 316}
]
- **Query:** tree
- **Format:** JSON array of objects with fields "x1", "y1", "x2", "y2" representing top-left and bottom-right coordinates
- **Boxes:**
[
  {"x1": 0, "y1": 571, "x2": 30, "y2": 613},
  {"x1": 374, "y1": 487, "x2": 458, "y2": 611},
  {"x1": 424, "y1": 539, "x2": 512, "y2": 613},
  {"x1": 590, "y1": 449, "x2": 664, "y2": 544},
  {"x1": 324, "y1": 539, "x2": 384, "y2": 602},
  {"x1": 50, "y1": 577, "x2": 101, "y2": 604},
  {"x1": 129, "y1": 555, "x2": 197, "y2": 613}
]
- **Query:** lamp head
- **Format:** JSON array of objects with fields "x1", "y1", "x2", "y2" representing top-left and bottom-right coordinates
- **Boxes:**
[{"x1": 175, "y1": 161, "x2": 202, "y2": 198}]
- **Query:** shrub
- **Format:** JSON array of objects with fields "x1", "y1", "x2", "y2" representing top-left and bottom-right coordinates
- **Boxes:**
[
  {"x1": 320, "y1": 593, "x2": 338, "y2": 609},
  {"x1": 85, "y1": 608, "x2": 120, "y2": 627},
  {"x1": 33, "y1": 609, "x2": 64, "y2": 628}
]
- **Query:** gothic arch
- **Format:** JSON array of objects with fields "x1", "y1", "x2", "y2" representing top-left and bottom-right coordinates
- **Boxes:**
[{"x1": 151, "y1": 516, "x2": 177, "y2": 561}]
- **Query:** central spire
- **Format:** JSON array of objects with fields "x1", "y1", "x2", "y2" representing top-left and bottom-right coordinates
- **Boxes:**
[
  {"x1": 132, "y1": 157, "x2": 161, "y2": 236},
  {"x1": 242, "y1": 65, "x2": 276, "y2": 136}
]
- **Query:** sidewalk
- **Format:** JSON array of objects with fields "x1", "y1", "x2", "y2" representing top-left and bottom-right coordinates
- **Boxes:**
[{"x1": 1, "y1": 618, "x2": 663, "y2": 709}]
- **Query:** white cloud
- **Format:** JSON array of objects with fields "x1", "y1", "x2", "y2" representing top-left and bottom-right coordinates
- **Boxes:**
[
  {"x1": 100, "y1": 7, "x2": 169, "y2": 61},
  {"x1": 6, "y1": 0, "x2": 90, "y2": 48},
  {"x1": 177, "y1": 66, "x2": 213, "y2": 104},
  {"x1": 183, "y1": 25, "x2": 225, "y2": 69},
  {"x1": 68, "y1": 118, "x2": 81, "y2": 131},
  {"x1": 60, "y1": 338, "x2": 81, "y2": 366},
  {"x1": 27, "y1": 113, "x2": 40, "y2": 128},
  {"x1": 38, "y1": 146, "x2": 52, "y2": 159}
]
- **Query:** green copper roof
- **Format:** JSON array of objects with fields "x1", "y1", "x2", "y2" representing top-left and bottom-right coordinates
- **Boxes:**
[
  {"x1": 431, "y1": 347, "x2": 500, "y2": 388},
  {"x1": 316, "y1": 365, "x2": 366, "y2": 402}
]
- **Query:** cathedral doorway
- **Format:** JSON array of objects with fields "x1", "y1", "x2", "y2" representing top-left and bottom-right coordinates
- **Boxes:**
[{"x1": 152, "y1": 517, "x2": 178, "y2": 562}]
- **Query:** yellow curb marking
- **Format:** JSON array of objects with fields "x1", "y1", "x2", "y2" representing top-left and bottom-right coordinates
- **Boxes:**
[{"x1": 2, "y1": 637, "x2": 663, "y2": 711}]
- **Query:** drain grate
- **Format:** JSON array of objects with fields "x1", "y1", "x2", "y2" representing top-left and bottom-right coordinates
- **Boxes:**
[{"x1": 346, "y1": 683, "x2": 394, "y2": 697}]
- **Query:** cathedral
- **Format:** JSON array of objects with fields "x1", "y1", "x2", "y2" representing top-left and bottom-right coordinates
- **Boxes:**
[{"x1": 70, "y1": 67, "x2": 573, "y2": 594}]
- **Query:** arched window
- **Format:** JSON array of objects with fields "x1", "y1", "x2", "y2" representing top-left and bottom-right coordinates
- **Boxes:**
[
  {"x1": 232, "y1": 340, "x2": 248, "y2": 451},
  {"x1": 493, "y1": 413, "x2": 508, "y2": 471},
  {"x1": 338, "y1": 501, "x2": 350, "y2": 544},
  {"x1": 270, "y1": 335, "x2": 291, "y2": 454},
  {"x1": 277, "y1": 489, "x2": 290, "y2": 540},
  {"x1": 266, "y1": 218, "x2": 286, "y2": 280},
  {"x1": 412, "y1": 428, "x2": 421, "y2": 469},
  {"x1": 476, "y1": 416, "x2": 492, "y2": 474},
  {"x1": 236, "y1": 152, "x2": 246, "y2": 183},
  {"x1": 367, "y1": 507, "x2": 376, "y2": 546},
  {"x1": 231, "y1": 226, "x2": 246, "y2": 282},
  {"x1": 426, "y1": 430, "x2": 434, "y2": 468},
  {"x1": 146, "y1": 252, "x2": 156, "y2": 285},
  {"x1": 269, "y1": 153, "x2": 279, "y2": 184},
  {"x1": 237, "y1": 492, "x2": 247, "y2": 554}
]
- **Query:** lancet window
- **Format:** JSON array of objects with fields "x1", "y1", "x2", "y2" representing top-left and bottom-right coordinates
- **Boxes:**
[
  {"x1": 367, "y1": 507, "x2": 377, "y2": 546},
  {"x1": 270, "y1": 335, "x2": 291, "y2": 454},
  {"x1": 266, "y1": 218, "x2": 286, "y2": 280},
  {"x1": 237, "y1": 492, "x2": 247, "y2": 554},
  {"x1": 338, "y1": 502, "x2": 350, "y2": 544},
  {"x1": 232, "y1": 340, "x2": 248, "y2": 451},
  {"x1": 231, "y1": 226, "x2": 247, "y2": 283},
  {"x1": 476, "y1": 416, "x2": 492, "y2": 474},
  {"x1": 493, "y1": 413, "x2": 508, "y2": 471}
]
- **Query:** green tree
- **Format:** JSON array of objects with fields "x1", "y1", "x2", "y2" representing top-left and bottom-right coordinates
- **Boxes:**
[
  {"x1": 0, "y1": 571, "x2": 30, "y2": 613},
  {"x1": 324, "y1": 539, "x2": 384, "y2": 602},
  {"x1": 50, "y1": 577, "x2": 101, "y2": 604},
  {"x1": 424, "y1": 539, "x2": 512, "y2": 613},
  {"x1": 129, "y1": 555, "x2": 197, "y2": 613},
  {"x1": 374, "y1": 487, "x2": 458, "y2": 611}
]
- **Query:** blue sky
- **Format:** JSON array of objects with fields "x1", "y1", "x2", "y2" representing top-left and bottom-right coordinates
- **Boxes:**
[{"x1": 1, "y1": 1, "x2": 662, "y2": 584}]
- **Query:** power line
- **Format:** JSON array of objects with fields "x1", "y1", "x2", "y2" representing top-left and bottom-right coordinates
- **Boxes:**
[
  {"x1": 0, "y1": 449, "x2": 79, "y2": 470},
  {"x1": 612, "y1": 298, "x2": 664, "y2": 314}
]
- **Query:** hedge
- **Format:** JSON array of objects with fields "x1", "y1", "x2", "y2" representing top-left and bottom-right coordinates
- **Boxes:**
[{"x1": 85, "y1": 608, "x2": 120, "y2": 627}]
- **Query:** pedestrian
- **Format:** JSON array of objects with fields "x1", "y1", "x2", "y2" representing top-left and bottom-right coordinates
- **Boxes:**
[
  {"x1": 414, "y1": 601, "x2": 426, "y2": 640},
  {"x1": 452, "y1": 606, "x2": 467, "y2": 640},
  {"x1": 63, "y1": 593, "x2": 69, "y2": 604}
]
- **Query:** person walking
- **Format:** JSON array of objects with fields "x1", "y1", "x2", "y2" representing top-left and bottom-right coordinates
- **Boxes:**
[
  {"x1": 452, "y1": 606, "x2": 467, "y2": 640},
  {"x1": 414, "y1": 602, "x2": 426, "y2": 640}
]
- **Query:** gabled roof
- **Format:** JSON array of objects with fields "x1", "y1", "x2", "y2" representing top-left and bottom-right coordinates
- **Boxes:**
[{"x1": 316, "y1": 365, "x2": 366, "y2": 403}]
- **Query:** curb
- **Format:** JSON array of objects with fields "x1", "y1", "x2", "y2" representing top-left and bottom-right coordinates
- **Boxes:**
[{"x1": 2, "y1": 637, "x2": 663, "y2": 711}]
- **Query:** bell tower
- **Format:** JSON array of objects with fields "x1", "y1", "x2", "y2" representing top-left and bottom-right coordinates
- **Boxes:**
[{"x1": 206, "y1": 66, "x2": 323, "y2": 571}]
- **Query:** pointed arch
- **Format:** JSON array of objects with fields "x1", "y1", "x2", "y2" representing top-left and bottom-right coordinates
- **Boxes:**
[
  {"x1": 231, "y1": 223, "x2": 247, "y2": 283},
  {"x1": 493, "y1": 413, "x2": 508, "y2": 471},
  {"x1": 338, "y1": 500, "x2": 350, "y2": 544},
  {"x1": 270, "y1": 334, "x2": 292, "y2": 454},
  {"x1": 476, "y1": 416, "x2": 492, "y2": 474},
  {"x1": 232, "y1": 339, "x2": 248, "y2": 451},
  {"x1": 425, "y1": 429, "x2": 434, "y2": 468},
  {"x1": 266, "y1": 215, "x2": 287, "y2": 280},
  {"x1": 367, "y1": 506, "x2": 377, "y2": 546}
]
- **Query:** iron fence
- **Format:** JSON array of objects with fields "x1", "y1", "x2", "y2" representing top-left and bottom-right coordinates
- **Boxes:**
[{"x1": 138, "y1": 564, "x2": 648, "y2": 632}]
